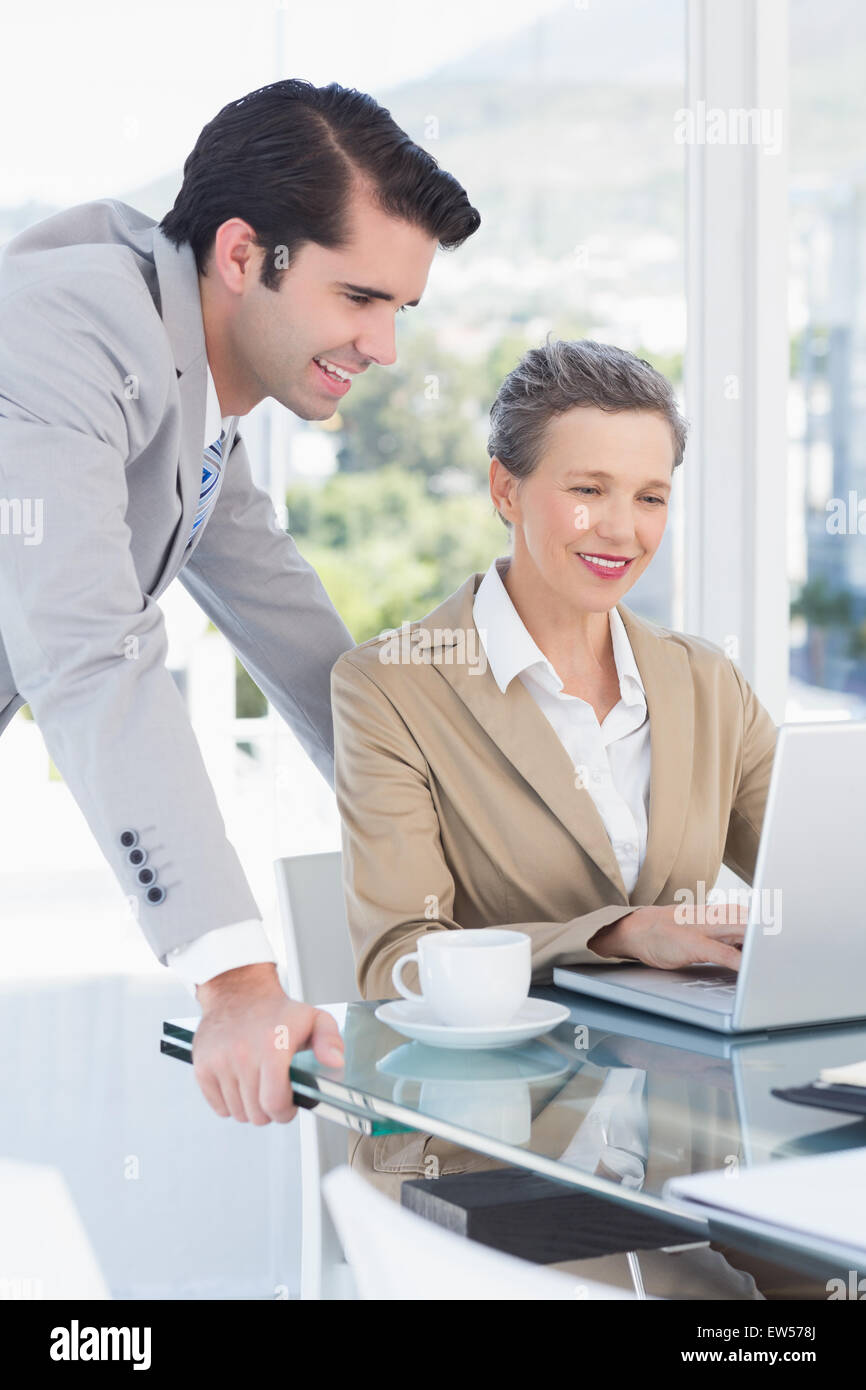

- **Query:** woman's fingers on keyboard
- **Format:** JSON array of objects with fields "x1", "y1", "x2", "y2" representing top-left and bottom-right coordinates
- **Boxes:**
[
  {"x1": 696, "y1": 938, "x2": 744, "y2": 970},
  {"x1": 702, "y1": 919, "x2": 747, "y2": 939}
]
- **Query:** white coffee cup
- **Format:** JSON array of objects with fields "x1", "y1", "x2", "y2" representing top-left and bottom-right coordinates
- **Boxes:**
[{"x1": 391, "y1": 929, "x2": 531, "y2": 1027}]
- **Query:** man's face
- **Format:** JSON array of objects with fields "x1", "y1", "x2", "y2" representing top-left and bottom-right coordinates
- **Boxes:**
[{"x1": 227, "y1": 191, "x2": 439, "y2": 420}]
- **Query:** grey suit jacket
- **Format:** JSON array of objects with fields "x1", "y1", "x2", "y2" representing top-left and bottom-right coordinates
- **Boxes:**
[{"x1": 0, "y1": 199, "x2": 354, "y2": 963}]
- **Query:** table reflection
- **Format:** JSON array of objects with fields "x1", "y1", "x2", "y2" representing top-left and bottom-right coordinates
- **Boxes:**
[{"x1": 299, "y1": 994, "x2": 866, "y2": 1197}]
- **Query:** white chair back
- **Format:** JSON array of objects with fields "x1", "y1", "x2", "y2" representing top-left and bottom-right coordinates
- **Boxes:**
[
  {"x1": 274, "y1": 850, "x2": 358, "y2": 1005},
  {"x1": 323, "y1": 1166, "x2": 637, "y2": 1301},
  {"x1": 274, "y1": 850, "x2": 359, "y2": 1300}
]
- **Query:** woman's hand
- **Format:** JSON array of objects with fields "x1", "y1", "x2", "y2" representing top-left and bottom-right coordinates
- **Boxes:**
[{"x1": 588, "y1": 901, "x2": 748, "y2": 971}]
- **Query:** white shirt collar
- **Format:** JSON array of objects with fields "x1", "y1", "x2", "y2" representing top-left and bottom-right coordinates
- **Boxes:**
[
  {"x1": 205, "y1": 362, "x2": 236, "y2": 447},
  {"x1": 473, "y1": 555, "x2": 646, "y2": 706}
]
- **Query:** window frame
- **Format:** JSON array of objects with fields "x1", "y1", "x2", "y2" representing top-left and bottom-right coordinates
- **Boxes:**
[{"x1": 682, "y1": 0, "x2": 790, "y2": 723}]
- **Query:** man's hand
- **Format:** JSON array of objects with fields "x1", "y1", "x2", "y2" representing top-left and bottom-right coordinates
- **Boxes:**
[
  {"x1": 588, "y1": 901, "x2": 748, "y2": 972},
  {"x1": 191, "y1": 963, "x2": 344, "y2": 1124}
]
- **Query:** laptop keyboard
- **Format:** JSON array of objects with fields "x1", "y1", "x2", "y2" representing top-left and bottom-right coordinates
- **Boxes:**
[
  {"x1": 555, "y1": 962, "x2": 741, "y2": 1015},
  {"x1": 680, "y1": 970, "x2": 738, "y2": 995}
]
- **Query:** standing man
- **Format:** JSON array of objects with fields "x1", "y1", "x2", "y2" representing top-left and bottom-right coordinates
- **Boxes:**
[{"x1": 0, "y1": 79, "x2": 480, "y2": 1123}]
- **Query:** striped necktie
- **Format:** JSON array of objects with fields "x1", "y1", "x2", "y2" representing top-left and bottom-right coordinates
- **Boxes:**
[{"x1": 186, "y1": 428, "x2": 225, "y2": 549}]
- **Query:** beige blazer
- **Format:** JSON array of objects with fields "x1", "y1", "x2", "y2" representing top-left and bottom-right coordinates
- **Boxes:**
[{"x1": 330, "y1": 555, "x2": 777, "y2": 1002}]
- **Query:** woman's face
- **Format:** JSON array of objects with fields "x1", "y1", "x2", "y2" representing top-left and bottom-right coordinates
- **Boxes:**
[{"x1": 492, "y1": 405, "x2": 675, "y2": 612}]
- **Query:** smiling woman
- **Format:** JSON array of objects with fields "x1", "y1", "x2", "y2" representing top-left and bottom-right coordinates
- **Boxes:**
[
  {"x1": 331, "y1": 338, "x2": 771, "y2": 1013},
  {"x1": 484, "y1": 339, "x2": 683, "y2": 687},
  {"x1": 487, "y1": 336, "x2": 685, "y2": 533},
  {"x1": 329, "y1": 338, "x2": 778, "y2": 1300}
]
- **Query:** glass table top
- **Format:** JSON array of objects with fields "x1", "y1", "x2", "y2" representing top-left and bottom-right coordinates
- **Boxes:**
[{"x1": 163, "y1": 988, "x2": 866, "y2": 1278}]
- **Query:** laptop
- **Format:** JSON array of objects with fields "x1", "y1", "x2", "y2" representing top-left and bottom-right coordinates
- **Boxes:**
[{"x1": 553, "y1": 721, "x2": 866, "y2": 1033}]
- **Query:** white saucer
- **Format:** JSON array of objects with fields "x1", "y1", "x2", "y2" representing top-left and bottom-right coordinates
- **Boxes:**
[
  {"x1": 376, "y1": 1039, "x2": 569, "y2": 1083},
  {"x1": 374, "y1": 997, "x2": 572, "y2": 1050}
]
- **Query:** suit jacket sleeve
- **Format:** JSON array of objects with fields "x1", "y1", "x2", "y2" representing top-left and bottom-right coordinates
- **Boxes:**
[
  {"x1": 331, "y1": 655, "x2": 634, "y2": 1000},
  {"x1": 722, "y1": 662, "x2": 778, "y2": 884},
  {"x1": 0, "y1": 273, "x2": 262, "y2": 963},
  {"x1": 178, "y1": 429, "x2": 355, "y2": 791}
]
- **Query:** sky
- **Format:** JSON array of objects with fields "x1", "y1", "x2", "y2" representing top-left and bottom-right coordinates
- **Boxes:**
[{"x1": 1, "y1": 0, "x2": 567, "y2": 206}]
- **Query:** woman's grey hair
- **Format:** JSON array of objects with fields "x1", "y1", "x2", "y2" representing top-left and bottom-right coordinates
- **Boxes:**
[{"x1": 487, "y1": 337, "x2": 688, "y2": 529}]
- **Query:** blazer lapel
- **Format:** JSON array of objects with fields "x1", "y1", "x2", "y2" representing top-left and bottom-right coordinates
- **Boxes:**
[
  {"x1": 414, "y1": 571, "x2": 694, "y2": 906},
  {"x1": 150, "y1": 225, "x2": 209, "y2": 597}
]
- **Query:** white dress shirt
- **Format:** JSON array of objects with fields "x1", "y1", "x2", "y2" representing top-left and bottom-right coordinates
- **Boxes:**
[
  {"x1": 472, "y1": 556, "x2": 651, "y2": 895},
  {"x1": 475, "y1": 559, "x2": 652, "y2": 1173},
  {"x1": 166, "y1": 365, "x2": 277, "y2": 994}
]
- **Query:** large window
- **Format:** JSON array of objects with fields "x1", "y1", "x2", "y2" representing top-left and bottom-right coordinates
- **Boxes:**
[
  {"x1": 788, "y1": 0, "x2": 866, "y2": 719},
  {"x1": 0, "y1": 0, "x2": 693, "y2": 909},
  {"x1": 274, "y1": 0, "x2": 687, "y2": 640}
]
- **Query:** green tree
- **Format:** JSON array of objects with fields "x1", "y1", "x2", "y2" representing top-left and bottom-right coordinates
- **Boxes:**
[
  {"x1": 335, "y1": 325, "x2": 490, "y2": 485},
  {"x1": 791, "y1": 575, "x2": 853, "y2": 687},
  {"x1": 286, "y1": 465, "x2": 506, "y2": 642}
]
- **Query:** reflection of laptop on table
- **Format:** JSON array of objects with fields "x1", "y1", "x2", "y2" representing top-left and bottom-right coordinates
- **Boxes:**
[
  {"x1": 554, "y1": 722, "x2": 866, "y2": 1033},
  {"x1": 541, "y1": 991, "x2": 866, "y2": 1168}
]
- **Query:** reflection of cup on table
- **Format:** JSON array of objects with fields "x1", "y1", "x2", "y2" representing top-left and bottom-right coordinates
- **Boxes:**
[
  {"x1": 391, "y1": 929, "x2": 531, "y2": 1027},
  {"x1": 379, "y1": 1043, "x2": 560, "y2": 1146},
  {"x1": 392, "y1": 1074, "x2": 532, "y2": 1144}
]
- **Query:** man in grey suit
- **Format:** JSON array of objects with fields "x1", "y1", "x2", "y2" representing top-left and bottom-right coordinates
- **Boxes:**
[{"x1": 0, "y1": 79, "x2": 480, "y2": 1123}]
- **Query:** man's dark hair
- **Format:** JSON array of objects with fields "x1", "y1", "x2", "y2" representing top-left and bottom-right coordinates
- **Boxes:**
[
  {"x1": 487, "y1": 337, "x2": 688, "y2": 529},
  {"x1": 160, "y1": 79, "x2": 480, "y2": 289}
]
